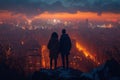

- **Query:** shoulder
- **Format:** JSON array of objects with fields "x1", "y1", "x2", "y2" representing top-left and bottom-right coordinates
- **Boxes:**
[{"x1": 61, "y1": 34, "x2": 69, "y2": 37}]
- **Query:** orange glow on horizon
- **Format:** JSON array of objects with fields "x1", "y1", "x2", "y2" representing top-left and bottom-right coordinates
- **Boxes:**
[
  {"x1": 0, "y1": 10, "x2": 120, "y2": 22},
  {"x1": 34, "y1": 11, "x2": 97, "y2": 20},
  {"x1": 0, "y1": 10, "x2": 29, "y2": 21},
  {"x1": 34, "y1": 11, "x2": 120, "y2": 21}
]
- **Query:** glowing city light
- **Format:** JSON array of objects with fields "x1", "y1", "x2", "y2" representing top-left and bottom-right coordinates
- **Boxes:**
[
  {"x1": 27, "y1": 19, "x2": 32, "y2": 25},
  {"x1": 76, "y1": 42, "x2": 99, "y2": 64},
  {"x1": 41, "y1": 45, "x2": 47, "y2": 68}
]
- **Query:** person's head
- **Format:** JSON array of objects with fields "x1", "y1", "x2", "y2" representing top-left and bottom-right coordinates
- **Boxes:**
[
  {"x1": 62, "y1": 29, "x2": 66, "y2": 34},
  {"x1": 51, "y1": 32, "x2": 58, "y2": 39}
]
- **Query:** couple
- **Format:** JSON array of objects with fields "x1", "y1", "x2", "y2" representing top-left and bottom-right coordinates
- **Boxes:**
[{"x1": 47, "y1": 29, "x2": 72, "y2": 69}]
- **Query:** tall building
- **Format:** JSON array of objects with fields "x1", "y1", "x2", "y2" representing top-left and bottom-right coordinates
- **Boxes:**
[{"x1": 24, "y1": 39, "x2": 42, "y2": 73}]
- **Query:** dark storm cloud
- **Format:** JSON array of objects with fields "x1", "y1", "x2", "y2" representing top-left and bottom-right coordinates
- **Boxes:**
[{"x1": 0, "y1": 0, "x2": 120, "y2": 15}]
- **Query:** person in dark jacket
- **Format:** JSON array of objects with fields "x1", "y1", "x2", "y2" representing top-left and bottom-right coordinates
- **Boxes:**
[
  {"x1": 60, "y1": 29, "x2": 72, "y2": 68},
  {"x1": 47, "y1": 32, "x2": 59, "y2": 69}
]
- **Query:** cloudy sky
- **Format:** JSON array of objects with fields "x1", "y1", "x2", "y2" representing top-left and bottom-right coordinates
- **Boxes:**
[
  {"x1": 0, "y1": 0, "x2": 120, "y2": 21},
  {"x1": 0, "y1": 0, "x2": 120, "y2": 15}
]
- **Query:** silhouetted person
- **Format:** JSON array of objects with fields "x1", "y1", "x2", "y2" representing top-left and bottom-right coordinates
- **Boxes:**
[
  {"x1": 60, "y1": 29, "x2": 72, "y2": 68},
  {"x1": 47, "y1": 32, "x2": 59, "y2": 69}
]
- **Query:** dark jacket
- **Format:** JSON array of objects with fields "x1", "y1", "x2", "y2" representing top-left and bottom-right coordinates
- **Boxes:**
[{"x1": 60, "y1": 34, "x2": 71, "y2": 55}]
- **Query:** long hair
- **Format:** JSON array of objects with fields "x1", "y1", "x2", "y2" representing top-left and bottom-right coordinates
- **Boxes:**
[{"x1": 51, "y1": 32, "x2": 58, "y2": 39}]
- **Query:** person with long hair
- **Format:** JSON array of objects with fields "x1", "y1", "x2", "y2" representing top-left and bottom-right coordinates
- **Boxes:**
[{"x1": 47, "y1": 32, "x2": 59, "y2": 69}]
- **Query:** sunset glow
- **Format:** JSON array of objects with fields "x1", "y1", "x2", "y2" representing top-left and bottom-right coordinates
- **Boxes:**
[
  {"x1": 0, "y1": 11, "x2": 120, "y2": 22},
  {"x1": 34, "y1": 11, "x2": 120, "y2": 21},
  {"x1": 0, "y1": 11, "x2": 27, "y2": 20}
]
